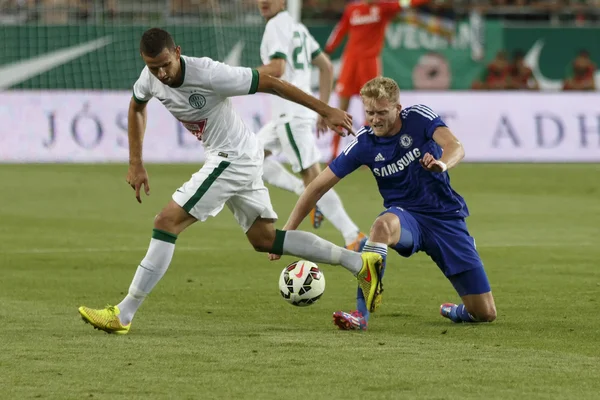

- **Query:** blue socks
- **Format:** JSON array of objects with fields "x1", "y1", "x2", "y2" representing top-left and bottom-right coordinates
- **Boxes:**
[
  {"x1": 356, "y1": 287, "x2": 369, "y2": 321},
  {"x1": 356, "y1": 240, "x2": 387, "y2": 322},
  {"x1": 446, "y1": 304, "x2": 477, "y2": 323},
  {"x1": 455, "y1": 304, "x2": 476, "y2": 322}
]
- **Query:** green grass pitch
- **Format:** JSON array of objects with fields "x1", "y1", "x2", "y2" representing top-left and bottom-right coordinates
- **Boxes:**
[{"x1": 1, "y1": 163, "x2": 599, "y2": 399}]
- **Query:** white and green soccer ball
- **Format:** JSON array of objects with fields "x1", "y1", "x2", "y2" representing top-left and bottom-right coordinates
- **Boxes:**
[{"x1": 278, "y1": 260, "x2": 326, "y2": 307}]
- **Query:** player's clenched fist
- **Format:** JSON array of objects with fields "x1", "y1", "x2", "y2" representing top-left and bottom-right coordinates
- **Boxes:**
[
  {"x1": 419, "y1": 152, "x2": 448, "y2": 173},
  {"x1": 126, "y1": 163, "x2": 150, "y2": 203}
]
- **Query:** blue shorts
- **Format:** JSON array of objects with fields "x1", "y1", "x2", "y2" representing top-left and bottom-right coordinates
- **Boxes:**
[{"x1": 380, "y1": 207, "x2": 491, "y2": 296}]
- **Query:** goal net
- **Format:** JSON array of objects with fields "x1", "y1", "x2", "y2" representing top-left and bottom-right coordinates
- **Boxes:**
[
  {"x1": 0, "y1": 0, "x2": 336, "y2": 163},
  {"x1": 0, "y1": 0, "x2": 270, "y2": 90}
]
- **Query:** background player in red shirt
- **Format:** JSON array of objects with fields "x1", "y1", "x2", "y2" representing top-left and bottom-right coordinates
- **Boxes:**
[{"x1": 325, "y1": 0, "x2": 431, "y2": 162}]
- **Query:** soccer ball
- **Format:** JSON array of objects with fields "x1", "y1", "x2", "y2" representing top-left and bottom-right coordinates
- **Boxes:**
[{"x1": 278, "y1": 260, "x2": 326, "y2": 307}]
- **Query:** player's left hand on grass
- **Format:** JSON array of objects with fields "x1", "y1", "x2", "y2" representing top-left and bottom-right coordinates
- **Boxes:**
[
  {"x1": 419, "y1": 152, "x2": 447, "y2": 173},
  {"x1": 268, "y1": 253, "x2": 281, "y2": 261},
  {"x1": 316, "y1": 116, "x2": 329, "y2": 138},
  {"x1": 323, "y1": 106, "x2": 354, "y2": 137},
  {"x1": 126, "y1": 163, "x2": 150, "y2": 203}
]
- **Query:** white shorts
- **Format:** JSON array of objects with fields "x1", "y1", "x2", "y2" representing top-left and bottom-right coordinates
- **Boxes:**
[
  {"x1": 172, "y1": 155, "x2": 278, "y2": 232},
  {"x1": 257, "y1": 118, "x2": 321, "y2": 173}
]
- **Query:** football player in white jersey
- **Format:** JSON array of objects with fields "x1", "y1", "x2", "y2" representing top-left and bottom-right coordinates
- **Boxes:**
[
  {"x1": 77, "y1": 28, "x2": 384, "y2": 334},
  {"x1": 255, "y1": 0, "x2": 366, "y2": 251}
]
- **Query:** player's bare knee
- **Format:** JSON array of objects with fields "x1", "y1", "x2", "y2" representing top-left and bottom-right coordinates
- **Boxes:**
[
  {"x1": 483, "y1": 305, "x2": 497, "y2": 322},
  {"x1": 370, "y1": 218, "x2": 394, "y2": 242},
  {"x1": 474, "y1": 305, "x2": 497, "y2": 322},
  {"x1": 246, "y1": 220, "x2": 276, "y2": 253},
  {"x1": 154, "y1": 211, "x2": 177, "y2": 232},
  {"x1": 248, "y1": 235, "x2": 274, "y2": 253}
]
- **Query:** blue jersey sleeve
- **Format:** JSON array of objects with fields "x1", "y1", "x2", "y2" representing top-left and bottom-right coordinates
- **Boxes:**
[
  {"x1": 329, "y1": 137, "x2": 363, "y2": 179},
  {"x1": 410, "y1": 104, "x2": 447, "y2": 139}
]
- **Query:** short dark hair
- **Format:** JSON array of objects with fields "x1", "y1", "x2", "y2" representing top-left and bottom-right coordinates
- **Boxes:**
[{"x1": 140, "y1": 28, "x2": 176, "y2": 57}]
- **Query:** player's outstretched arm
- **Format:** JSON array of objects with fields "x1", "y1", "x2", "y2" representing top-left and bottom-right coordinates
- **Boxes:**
[
  {"x1": 256, "y1": 58, "x2": 285, "y2": 79},
  {"x1": 127, "y1": 97, "x2": 150, "y2": 203},
  {"x1": 256, "y1": 73, "x2": 354, "y2": 136},
  {"x1": 283, "y1": 168, "x2": 340, "y2": 231},
  {"x1": 311, "y1": 53, "x2": 334, "y2": 136},
  {"x1": 420, "y1": 126, "x2": 465, "y2": 173},
  {"x1": 324, "y1": 8, "x2": 349, "y2": 54},
  {"x1": 311, "y1": 52, "x2": 334, "y2": 105}
]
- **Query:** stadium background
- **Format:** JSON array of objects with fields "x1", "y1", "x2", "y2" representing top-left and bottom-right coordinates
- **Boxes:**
[
  {"x1": 1, "y1": 2, "x2": 599, "y2": 399},
  {"x1": 1, "y1": 1, "x2": 599, "y2": 163}
]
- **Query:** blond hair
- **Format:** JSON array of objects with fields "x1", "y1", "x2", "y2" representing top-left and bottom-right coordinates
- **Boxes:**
[{"x1": 360, "y1": 77, "x2": 399, "y2": 104}]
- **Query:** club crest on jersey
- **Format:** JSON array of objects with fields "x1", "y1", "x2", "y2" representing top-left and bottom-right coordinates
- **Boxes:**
[
  {"x1": 188, "y1": 94, "x2": 206, "y2": 109},
  {"x1": 399, "y1": 134, "x2": 413, "y2": 149}
]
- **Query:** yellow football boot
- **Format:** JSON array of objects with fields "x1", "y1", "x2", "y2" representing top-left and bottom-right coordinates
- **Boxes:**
[
  {"x1": 356, "y1": 252, "x2": 384, "y2": 313},
  {"x1": 78, "y1": 305, "x2": 130, "y2": 335}
]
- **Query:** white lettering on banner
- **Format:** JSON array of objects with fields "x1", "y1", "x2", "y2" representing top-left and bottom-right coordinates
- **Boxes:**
[
  {"x1": 0, "y1": 91, "x2": 599, "y2": 162},
  {"x1": 385, "y1": 23, "x2": 471, "y2": 50}
]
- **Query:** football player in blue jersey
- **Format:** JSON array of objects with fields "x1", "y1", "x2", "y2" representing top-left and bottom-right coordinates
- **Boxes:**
[{"x1": 277, "y1": 76, "x2": 496, "y2": 330}]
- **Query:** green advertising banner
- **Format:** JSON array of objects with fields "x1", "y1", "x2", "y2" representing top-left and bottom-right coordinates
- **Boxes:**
[
  {"x1": 312, "y1": 20, "x2": 504, "y2": 90},
  {"x1": 9, "y1": 23, "x2": 599, "y2": 92},
  {"x1": 0, "y1": 25, "x2": 265, "y2": 90},
  {"x1": 0, "y1": 21, "x2": 503, "y2": 91},
  {"x1": 380, "y1": 20, "x2": 503, "y2": 90},
  {"x1": 503, "y1": 26, "x2": 600, "y2": 90}
]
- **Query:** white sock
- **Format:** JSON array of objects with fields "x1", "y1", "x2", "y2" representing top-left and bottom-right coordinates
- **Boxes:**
[
  {"x1": 262, "y1": 157, "x2": 304, "y2": 195},
  {"x1": 117, "y1": 234, "x2": 176, "y2": 325},
  {"x1": 316, "y1": 189, "x2": 360, "y2": 245},
  {"x1": 362, "y1": 241, "x2": 387, "y2": 260},
  {"x1": 281, "y1": 230, "x2": 362, "y2": 275},
  {"x1": 263, "y1": 158, "x2": 360, "y2": 245}
]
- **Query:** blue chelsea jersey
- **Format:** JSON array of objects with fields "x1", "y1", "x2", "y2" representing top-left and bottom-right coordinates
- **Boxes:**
[{"x1": 329, "y1": 104, "x2": 469, "y2": 218}]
